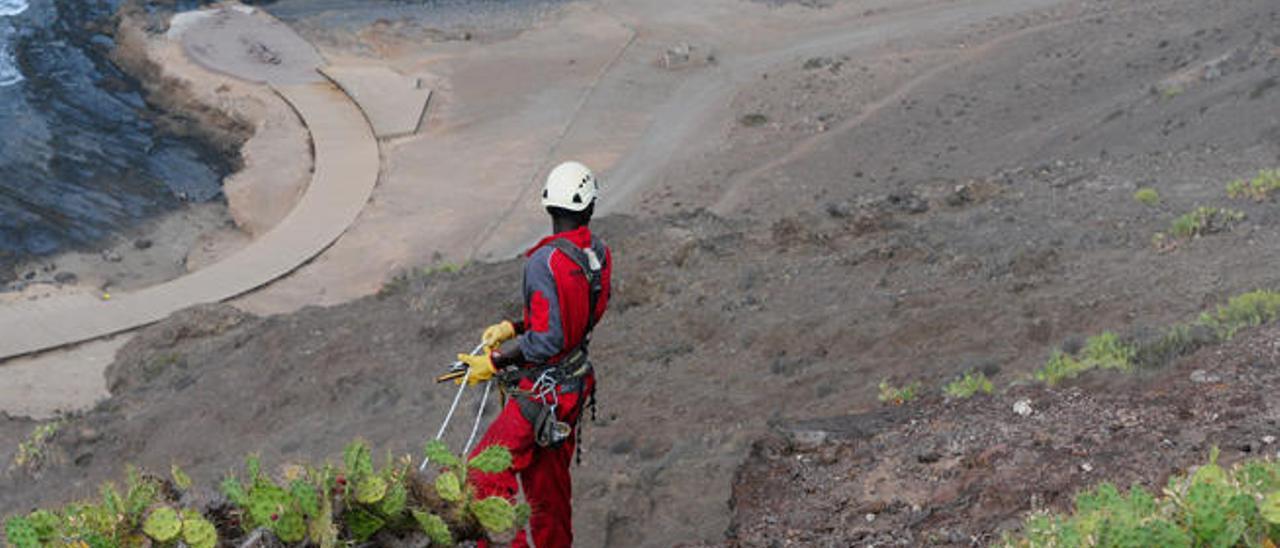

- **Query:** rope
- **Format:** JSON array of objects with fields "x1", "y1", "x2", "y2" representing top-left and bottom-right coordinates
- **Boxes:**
[
  {"x1": 463, "y1": 381, "x2": 492, "y2": 456},
  {"x1": 419, "y1": 342, "x2": 487, "y2": 472}
]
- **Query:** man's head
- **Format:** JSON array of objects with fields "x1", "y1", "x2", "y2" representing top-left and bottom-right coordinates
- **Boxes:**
[{"x1": 542, "y1": 161, "x2": 598, "y2": 228}]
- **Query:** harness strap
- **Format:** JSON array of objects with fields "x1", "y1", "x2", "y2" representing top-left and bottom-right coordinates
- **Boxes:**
[{"x1": 545, "y1": 237, "x2": 606, "y2": 340}]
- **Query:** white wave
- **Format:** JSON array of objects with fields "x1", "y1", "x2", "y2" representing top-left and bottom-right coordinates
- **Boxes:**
[
  {"x1": 0, "y1": 22, "x2": 18, "y2": 87},
  {"x1": 0, "y1": 0, "x2": 28, "y2": 17},
  {"x1": 0, "y1": 52, "x2": 19, "y2": 87}
]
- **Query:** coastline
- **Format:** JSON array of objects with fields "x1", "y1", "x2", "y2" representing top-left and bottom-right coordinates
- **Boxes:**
[{"x1": 4, "y1": 3, "x2": 312, "y2": 304}]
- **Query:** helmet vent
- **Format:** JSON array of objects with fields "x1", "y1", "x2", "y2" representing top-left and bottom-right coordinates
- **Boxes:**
[
  {"x1": 543, "y1": 189, "x2": 549, "y2": 198},
  {"x1": 572, "y1": 194, "x2": 582, "y2": 204}
]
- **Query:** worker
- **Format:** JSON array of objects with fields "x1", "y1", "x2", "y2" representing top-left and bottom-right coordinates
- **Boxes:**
[{"x1": 456, "y1": 160, "x2": 613, "y2": 547}]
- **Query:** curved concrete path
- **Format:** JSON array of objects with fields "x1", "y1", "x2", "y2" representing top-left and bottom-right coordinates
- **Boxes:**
[{"x1": 0, "y1": 82, "x2": 379, "y2": 360}]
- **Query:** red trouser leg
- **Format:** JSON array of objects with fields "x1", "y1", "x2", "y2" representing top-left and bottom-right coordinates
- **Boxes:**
[
  {"x1": 520, "y1": 438, "x2": 575, "y2": 547},
  {"x1": 469, "y1": 395, "x2": 579, "y2": 548}
]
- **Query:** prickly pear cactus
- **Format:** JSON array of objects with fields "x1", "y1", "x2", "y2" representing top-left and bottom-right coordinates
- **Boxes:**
[
  {"x1": 345, "y1": 508, "x2": 385, "y2": 542},
  {"x1": 356, "y1": 475, "x2": 389, "y2": 504},
  {"x1": 344, "y1": 441, "x2": 375, "y2": 479},
  {"x1": 308, "y1": 493, "x2": 339, "y2": 548},
  {"x1": 423, "y1": 439, "x2": 461, "y2": 468},
  {"x1": 380, "y1": 482, "x2": 408, "y2": 516},
  {"x1": 221, "y1": 474, "x2": 248, "y2": 507},
  {"x1": 170, "y1": 464, "x2": 193, "y2": 491},
  {"x1": 470, "y1": 497, "x2": 516, "y2": 533},
  {"x1": 435, "y1": 472, "x2": 463, "y2": 503},
  {"x1": 247, "y1": 482, "x2": 290, "y2": 528},
  {"x1": 142, "y1": 506, "x2": 182, "y2": 542},
  {"x1": 4, "y1": 517, "x2": 40, "y2": 548},
  {"x1": 514, "y1": 502, "x2": 532, "y2": 527},
  {"x1": 181, "y1": 511, "x2": 218, "y2": 548},
  {"x1": 413, "y1": 510, "x2": 454, "y2": 547},
  {"x1": 275, "y1": 511, "x2": 307, "y2": 543},
  {"x1": 468, "y1": 446, "x2": 513, "y2": 474},
  {"x1": 290, "y1": 479, "x2": 320, "y2": 517},
  {"x1": 24, "y1": 510, "x2": 57, "y2": 542}
]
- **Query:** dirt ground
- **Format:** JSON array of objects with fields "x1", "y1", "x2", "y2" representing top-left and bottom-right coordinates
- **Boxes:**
[
  {"x1": 726, "y1": 326, "x2": 1280, "y2": 546},
  {"x1": 2, "y1": 0, "x2": 1280, "y2": 545}
]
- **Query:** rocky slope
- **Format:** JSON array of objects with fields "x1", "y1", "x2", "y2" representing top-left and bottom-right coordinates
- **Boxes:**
[
  {"x1": 727, "y1": 326, "x2": 1280, "y2": 545},
  {"x1": 2, "y1": 0, "x2": 1280, "y2": 545}
]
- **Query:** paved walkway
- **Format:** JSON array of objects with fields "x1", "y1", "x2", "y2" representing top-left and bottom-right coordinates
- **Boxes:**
[
  {"x1": 321, "y1": 65, "x2": 432, "y2": 139},
  {"x1": 0, "y1": 82, "x2": 379, "y2": 360}
]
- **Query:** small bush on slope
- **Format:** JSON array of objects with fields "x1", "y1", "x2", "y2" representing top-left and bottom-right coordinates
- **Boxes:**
[
  {"x1": 1226, "y1": 169, "x2": 1280, "y2": 202},
  {"x1": 1035, "y1": 290, "x2": 1280, "y2": 386},
  {"x1": 1003, "y1": 449, "x2": 1280, "y2": 547},
  {"x1": 878, "y1": 379, "x2": 922, "y2": 405},
  {"x1": 943, "y1": 371, "x2": 994, "y2": 399},
  {"x1": 1035, "y1": 332, "x2": 1135, "y2": 386},
  {"x1": 1134, "y1": 188, "x2": 1160, "y2": 206}
]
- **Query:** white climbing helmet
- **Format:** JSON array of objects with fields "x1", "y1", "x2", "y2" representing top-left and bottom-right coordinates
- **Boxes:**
[{"x1": 542, "y1": 161, "x2": 598, "y2": 212}]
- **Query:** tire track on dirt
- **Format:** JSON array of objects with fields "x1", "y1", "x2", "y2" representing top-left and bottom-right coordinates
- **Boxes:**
[{"x1": 710, "y1": 15, "x2": 1081, "y2": 214}]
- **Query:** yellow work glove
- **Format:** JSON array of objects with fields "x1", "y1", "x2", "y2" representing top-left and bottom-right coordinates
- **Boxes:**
[
  {"x1": 455, "y1": 352, "x2": 498, "y2": 386},
  {"x1": 481, "y1": 320, "x2": 517, "y2": 351}
]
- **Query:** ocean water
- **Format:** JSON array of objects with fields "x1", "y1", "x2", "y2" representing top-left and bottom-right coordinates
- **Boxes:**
[
  {"x1": 260, "y1": 0, "x2": 567, "y2": 33},
  {"x1": 0, "y1": 0, "x2": 230, "y2": 276}
]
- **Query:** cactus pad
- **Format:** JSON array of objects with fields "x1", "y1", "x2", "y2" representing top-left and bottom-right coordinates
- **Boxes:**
[
  {"x1": 142, "y1": 506, "x2": 182, "y2": 542},
  {"x1": 220, "y1": 475, "x2": 248, "y2": 507},
  {"x1": 170, "y1": 464, "x2": 193, "y2": 491},
  {"x1": 290, "y1": 479, "x2": 320, "y2": 517},
  {"x1": 181, "y1": 513, "x2": 218, "y2": 548},
  {"x1": 514, "y1": 503, "x2": 532, "y2": 527},
  {"x1": 423, "y1": 440, "x2": 461, "y2": 469},
  {"x1": 435, "y1": 473, "x2": 463, "y2": 503},
  {"x1": 380, "y1": 482, "x2": 408, "y2": 517},
  {"x1": 247, "y1": 483, "x2": 289, "y2": 527},
  {"x1": 471, "y1": 497, "x2": 516, "y2": 533},
  {"x1": 274, "y1": 512, "x2": 307, "y2": 543},
  {"x1": 345, "y1": 508, "x2": 385, "y2": 542},
  {"x1": 344, "y1": 440, "x2": 375, "y2": 479},
  {"x1": 413, "y1": 510, "x2": 454, "y2": 547},
  {"x1": 4, "y1": 517, "x2": 40, "y2": 548},
  {"x1": 356, "y1": 476, "x2": 389, "y2": 504},
  {"x1": 468, "y1": 446, "x2": 513, "y2": 474}
]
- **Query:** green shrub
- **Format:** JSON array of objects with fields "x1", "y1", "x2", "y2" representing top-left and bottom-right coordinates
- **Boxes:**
[
  {"x1": 1035, "y1": 350, "x2": 1091, "y2": 386},
  {"x1": 878, "y1": 379, "x2": 922, "y2": 405},
  {"x1": 944, "y1": 371, "x2": 994, "y2": 399},
  {"x1": 1134, "y1": 188, "x2": 1160, "y2": 206},
  {"x1": 1003, "y1": 449, "x2": 1280, "y2": 547},
  {"x1": 1035, "y1": 289, "x2": 1280, "y2": 385},
  {"x1": 1035, "y1": 332, "x2": 1135, "y2": 386},
  {"x1": 1078, "y1": 332, "x2": 1136, "y2": 372},
  {"x1": 1226, "y1": 169, "x2": 1280, "y2": 202},
  {"x1": 1195, "y1": 290, "x2": 1280, "y2": 340},
  {"x1": 9, "y1": 420, "x2": 63, "y2": 475},
  {"x1": 739, "y1": 113, "x2": 769, "y2": 127},
  {"x1": 3, "y1": 439, "x2": 528, "y2": 547},
  {"x1": 1168, "y1": 207, "x2": 1245, "y2": 239}
]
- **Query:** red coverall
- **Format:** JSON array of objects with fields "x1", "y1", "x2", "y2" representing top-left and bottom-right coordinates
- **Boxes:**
[{"x1": 469, "y1": 226, "x2": 612, "y2": 548}]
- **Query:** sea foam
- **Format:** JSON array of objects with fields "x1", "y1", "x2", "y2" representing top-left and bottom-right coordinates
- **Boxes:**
[
  {"x1": 0, "y1": 0, "x2": 23, "y2": 87},
  {"x1": 0, "y1": 0, "x2": 28, "y2": 17},
  {"x1": 0, "y1": 20, "x2": 18, "y2": 87}
]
